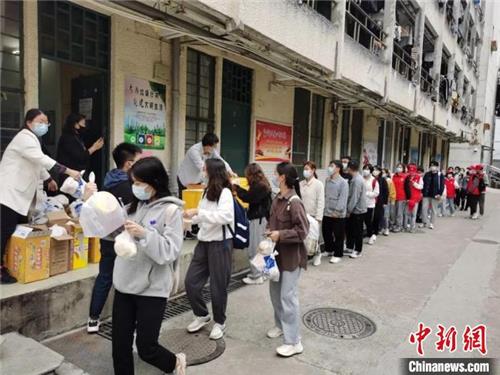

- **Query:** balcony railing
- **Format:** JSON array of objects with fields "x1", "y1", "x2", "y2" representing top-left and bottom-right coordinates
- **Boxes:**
[
  {"x1": 420, "y1": 68, "x2": 434, "y2": 94},
  {"x1": 392, "y1": 43, "x2": 415, "y2": 81},
  {"x1": 345, "y1": 0, "x2": 385, "y2": 56}
]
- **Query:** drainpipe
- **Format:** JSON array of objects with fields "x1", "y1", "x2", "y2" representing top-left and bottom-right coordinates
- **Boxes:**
[{"x1": 171, "y1": 38, "x2": 181, "y2": 195}]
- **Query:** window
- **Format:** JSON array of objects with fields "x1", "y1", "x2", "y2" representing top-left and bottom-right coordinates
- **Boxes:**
[
  {"x1": 1, "y1": 1, "x2": 23, "y2": 150},
  {"x1": 292, "y1": 88, "x2": 326, "y2": 166},
  {"x1": 304, "y1": 0, "x2": 333, "y2": 20},
  {"x1": 340, "y1": 109, "x2": 350, "y2": 157},
  {"x1": 384, "y1": 121, "x2": 394, "y2": 167},
  {"x1": 185, "y1": 49, "x2": 215, "y2": 151},
  {"x1": 350, "y1": 109, "x2": 363, "y2": 161}
]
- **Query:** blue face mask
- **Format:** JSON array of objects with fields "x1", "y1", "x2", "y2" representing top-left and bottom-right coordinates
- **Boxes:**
[
  {"x1": 271, "y1": 175, "x2": 280, "y2": 188},
  {"x1": 32, "y1": 122, "x2": 49, "y2": 137},
  {"x1": 132, "y1": 184, "x2": 152, "y2": 201}
]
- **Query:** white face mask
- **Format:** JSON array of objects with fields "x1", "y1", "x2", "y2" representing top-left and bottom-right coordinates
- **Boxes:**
[
  {"x1": 132, "y1": 184, "x2": 152, "y2": 201},
  {"x1": 396, "y1": 167, "x2": 403, "y2": 173},
  {"x1": 272, "y1": 175, "x2": 280, "y2": 188},
  {"x1": 328, "y1": 166, "x2": 335, "y2": 176},
  {"x1": 430, "y1": 166, "x2": 438, "y2": 172},
  {"x1": 303, "y1": 170, "x2": 313, "y2": 179},
  {"x1": 362, "y1": 169, "x2": 371, "y2": 177},
  {"x1": 342, "y1": 162, "x2": 348, "y2": 170},
  {"x1": 372, "y1": 170, "x2": 380, "y2": 177}
]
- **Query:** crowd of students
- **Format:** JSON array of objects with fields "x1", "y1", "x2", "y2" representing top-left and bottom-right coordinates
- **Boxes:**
[{"x1": 0, "y1": 115, "x2": 491, "y2": 374}]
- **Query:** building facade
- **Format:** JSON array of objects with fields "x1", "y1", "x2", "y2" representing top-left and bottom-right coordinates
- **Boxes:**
[{"x1": 1, "y1": 0, "x2": 499, "y2": 187}]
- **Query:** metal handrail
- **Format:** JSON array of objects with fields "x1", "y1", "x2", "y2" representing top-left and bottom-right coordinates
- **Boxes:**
[
  {"x1": 420, "y1": 68, "x2": 434, "y2": 93},
  {"x1": 345, "y1": 1, "x2": 385, "y2": 55},
  {"x1": 392, "y1": 43, "x2": 414, "y2": 81}
]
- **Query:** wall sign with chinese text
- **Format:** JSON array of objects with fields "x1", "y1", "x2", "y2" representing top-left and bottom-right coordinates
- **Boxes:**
[
  {"x1": 124, "y1": 76, "x2": 166, "y2": 150},
  {"x1": 254, "y1": 120, "x2": 292, "y2": 162}
]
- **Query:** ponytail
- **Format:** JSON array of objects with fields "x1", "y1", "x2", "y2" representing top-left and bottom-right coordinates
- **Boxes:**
[{"x1": 276, "y1": 162, "x2": 301, "y2": 198}]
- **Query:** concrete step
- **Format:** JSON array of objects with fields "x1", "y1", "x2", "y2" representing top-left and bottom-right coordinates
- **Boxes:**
[{"x1": 0, "y1": 332, "x2": 64, "y2": 375}]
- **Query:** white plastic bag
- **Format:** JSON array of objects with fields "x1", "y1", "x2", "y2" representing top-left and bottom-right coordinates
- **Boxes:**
[
  {"x1": 114, "y1": 230, "x2": 137, "y2": 258},
  {"x1": 79, "y1": 191, "x2": 127, "y2": 238},
  {"x1": 251, "y1": 240, "x2": 280, "y2": 282},
  {"x1": 304, "y1": 214, "x2": 319, "y2": 256},
  {"x1": 257, "y1": 238, "x2": 274, "y2": 256}
]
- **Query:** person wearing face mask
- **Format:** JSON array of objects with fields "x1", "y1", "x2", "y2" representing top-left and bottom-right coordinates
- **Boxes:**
[
  {"x1": 444, "y1": 171, "x2": 459, "y2": 217},
  {"x1": 87, "y1": 143, "x2": 142, "y2": 334},
  {"x1": 466, "y1": 165, "x2": 486, "y2": 220},
  {"x1": 299, "y1": 161, "x2": 325, "y2": 266},
  {"x1": 322, "y1": 161, "x2": 349, "y2": 264},
  {"x1": 340, "y1": 155, "x2": 352, "y2": 182},
  {"x1": 361, "y1": 164, "x2": 379, "y2": 245},
  {"x1": 392, "y1": 163, "x2": 407, "y2": 232},
  {"x1": 346, "y1": 160, "x2": 367, "y2": 258},
  {"x1": 421, "y1": 160, "x2": 445, "y2": 229},
  {"x1": 56, "y1": 113, "x2": 104, "y2": 181},
  {"x1": 403, "y1": 164, "x2": 423, "y2": 232},
  {"x1": 112, "y1": 156, "x2": 186, "y2": 375},
  {"x1": 0, "y1": 109, "x2": 80, "y2": 284},
  {"x1": 183, "y1": 158, "x2": 235, "y2": 341},
  {"x1": 233, "y1": 163, "x2": 272, "y2": 285},
  {"x1": 382, "y1": 168, "x2": 395, "y2": 235},
  {"x1": 266, "y1": 162, "x2": 309, "y2": 357},
  {"x1": 371, "y1": 166, "x2": 388, "y2": 238}
]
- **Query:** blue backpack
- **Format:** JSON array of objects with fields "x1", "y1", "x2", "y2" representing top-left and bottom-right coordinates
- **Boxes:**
[{"x1": 223, "y1": 198, "x2": 250, "y2": 249}]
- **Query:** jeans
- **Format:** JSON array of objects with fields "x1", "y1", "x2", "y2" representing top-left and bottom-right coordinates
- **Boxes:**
[
  {"x1": 346, "y1": 213, "x2": 364, "y2": 253},
  {"x1": 1, "y1": 204, "x2": 27, "y2": 267},
  {"x1": 405, "y1": 205, "x2": 418, "y2": 231},
  {"x1": 394, "y1": 200, "x2": 406, "y2": 230},
  {"x1": 89, "y1": 239, "x2": 116, "y2": 320},
  {"x1": 447, "y1": 198, "x2": 456, "y2": 216},
  {"x1": 112, "y1": 291, "x2": 177, "y2": 375},
  {"x1": 479, "y1": 193, "x2": 486, "y2": 215},
  {"x1": 382, "y1": 204, "x2": 390, "y2": 231},
  {"x1": 269, "y1": 268, "x2": 301, "y2": 345},
  {"x1": 322, "y1": 216, "x2": 345, "y2": 258},
  {"x1": 421, "y1": 197, "x2": 439, "y2": 225},
  {"x1": 185, "y1": 240, "x2": 233, "y2": 324}
]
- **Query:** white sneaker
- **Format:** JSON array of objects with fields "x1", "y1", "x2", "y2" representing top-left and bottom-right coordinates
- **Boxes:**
[
  {"x1": 276, "y1": 342, "x2": 304, "y2": 357},
  {"x1": 174, "y1": 353, "x2": 187, "y2": 375},
  {"x1": 418, "y1": 223, "x2": 425, "y2": 228},
  {"x1": 187, "y1": 315, "x2": 211, "y2": 333},
  {"x1": 329, "y1": 256, "x2": 342, "y2": 264},
  {"x1": 429, "y1": 224, "x2": 434, "y2": 229},
  {"x1": 242, "y1": 276, "x2": 264, "y2": 285},
  {"x1": 266, "y1": 327, "x2": 283, "y2": 338},
  {"x1": 368, "y1": 235, "x2": 376, "y2": 245},
  {"x1": 383, "y1": 229, "x2": 389, "y2": 236},
  {"x1": 349, "y1": 251, "x2": 362, "y2": 258},
  {"x1": 209, "y1": 323, "x2": 226, "y2": 340},
  {"x1": 472, "y1": 213, "x2": 479, "y2": 220},
  {"x1": 87, "y1": 318, "x2": 100, "y2": 334},
  {"x1": 312, "y1": 254, "x2": 322, "y2": 266}
]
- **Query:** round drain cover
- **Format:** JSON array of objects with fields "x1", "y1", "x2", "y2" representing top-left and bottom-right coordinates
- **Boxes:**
[
  {"x1": 472, "y1": 239, "x2": 499, "y2": 245},
  {"x1": 159, "y1": 328, "x2": 225, "y2": 366},
  {"x1": 303, "y1": 308, "x2": 376, "y2": 339}
]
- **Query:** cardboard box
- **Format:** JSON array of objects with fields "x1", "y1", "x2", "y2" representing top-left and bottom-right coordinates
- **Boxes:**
[
  {"x1": 7, "y1": 225, "x2": 50, "y2": 283},
  {"x1": 65, "y1": 221, "x2": 89, "y2": 270},
  {"x1": 88, "y1": 238, "x2": 101, "y2": 263},
  {"x1": 49, "y1": 235, "x2": 72, "y2": 276},
  {"x1": 47, "y1": 210, "x2": 72, "y2": 227}
]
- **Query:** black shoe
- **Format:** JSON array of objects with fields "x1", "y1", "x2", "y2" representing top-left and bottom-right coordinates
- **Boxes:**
[
  {"x1": 184, "y1": 231, "x2": 197, "y2": 240},
  {"x1": 1, "y1": 268, "x2": 17, "y2": 284}
]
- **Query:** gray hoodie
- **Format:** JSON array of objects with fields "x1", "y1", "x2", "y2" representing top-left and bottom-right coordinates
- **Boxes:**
[
  {"x1": 347, "y1": 173, "x2": 367, "y2": 215},
  {"x1": 113, "y1": 196, "x2": 184, "y2": 298},
  {"x1": 324, "y1": 174, "x2": 349, "y2": 218}
]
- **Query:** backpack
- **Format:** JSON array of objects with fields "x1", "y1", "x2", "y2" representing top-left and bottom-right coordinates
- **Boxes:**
[{"x1": 223, "y1": 198, "x2": 250, "y2": 249}]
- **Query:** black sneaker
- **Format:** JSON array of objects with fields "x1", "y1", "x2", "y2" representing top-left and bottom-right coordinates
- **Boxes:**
[
  {"x1": 0, "y1": 268, "x2": 17, "y2": 284},
  {"x1": 184, "y1": 231, "x2": 197, "y2": 240}
]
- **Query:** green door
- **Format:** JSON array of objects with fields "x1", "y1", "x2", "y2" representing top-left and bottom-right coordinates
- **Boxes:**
[{"x1": 221, "y1": 60, "x2": 252, "y2": 176}]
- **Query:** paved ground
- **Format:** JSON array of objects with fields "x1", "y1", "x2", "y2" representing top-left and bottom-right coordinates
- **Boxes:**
[{"x1": 44, "y1": 189, "x2": 500, "y2": 375}]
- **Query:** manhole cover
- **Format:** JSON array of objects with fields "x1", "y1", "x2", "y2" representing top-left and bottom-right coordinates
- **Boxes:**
[
  {"x1": 303, "y1": 308, "x2": 376, "y2": 339},
  {"x1": 472, "y1": 239, "x2": 499, "y2": 245},
  {"x1": 159, "y1": 328, "x2": 225, "y2": 366}
]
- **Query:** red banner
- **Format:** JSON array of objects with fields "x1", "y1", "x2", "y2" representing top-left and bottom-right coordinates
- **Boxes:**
[{"x1": 255, "y1": 120, "x2": 292, "y2": 162}]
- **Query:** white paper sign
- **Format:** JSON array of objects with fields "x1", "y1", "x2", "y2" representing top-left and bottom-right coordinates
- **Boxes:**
[
  {"x1": 12, "y1": 225, "x2": 34, "y2": 239},
  {"x1": 79, "y1": 98, "x2": 93, "y2": 120}
]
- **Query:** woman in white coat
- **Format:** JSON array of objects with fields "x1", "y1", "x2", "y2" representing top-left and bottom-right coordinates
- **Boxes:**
[{"x1": 0, "y1": 109, "x2": 80, "y2": 283}]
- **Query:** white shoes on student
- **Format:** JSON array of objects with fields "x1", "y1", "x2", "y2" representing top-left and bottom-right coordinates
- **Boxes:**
[
  {"x1": 329, "y1": 256, "x2": 342, "y2": 264},
  {"x1": 174, "y1": 353, "x2": 187, "y2": 375},
  {"x1": 383, "y1": 229, "x2": 390, "y2": 236},
  {"x1": 242, "y1": 276, "x2": 264, "y2": 285},
  {"x1": 276, "y1": 342, "x2": 304, "y2": 357},
  {"x1": 187, "y1": 315, "x2": 211, "y2": 333},
  {"x1": 267, "y1": 326, "x2": 284, "y2": 338},
  {"x1": 349, "y1": 251, "x2": 362, "y2": 258},
  {"x1": 368, "y1": 235, "x2": 377, "y2": 245},
  {"x1": 209, "y1": 323, "x2": 226, "y2": 340},
  {"x1": 429, "y1": 223, "x2": 434, "y2": 229},
  {"x1": 312, "y1": 254, "x2": 322, "y2": 266},
  {"x1": 87, "y1": 318, "x2": 100, "y2": 334}
]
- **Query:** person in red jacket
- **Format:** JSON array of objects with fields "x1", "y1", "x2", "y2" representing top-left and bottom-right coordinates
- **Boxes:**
[
  {"x1": 467, "y1": 165, "x2": 485, "y2": 220},
  {"x1": 392, "y1": 163, "x2": 407, "y2": 232},
  {"x1": 444, "y1": 171, "x2": 458, "y2": 216},
  {"x1": 404, "y1": 164, "x2": 423, "y2": 232}
]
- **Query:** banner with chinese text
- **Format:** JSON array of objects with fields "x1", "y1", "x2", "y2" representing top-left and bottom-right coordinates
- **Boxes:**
[
  {"x1": 124, "y1": 76, "x2": 166, "y2": 150},
  {"x1": 254, "y1": 120, "x2": 292, "y2": 162}
]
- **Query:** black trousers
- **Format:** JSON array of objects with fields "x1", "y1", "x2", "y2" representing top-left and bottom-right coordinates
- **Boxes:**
[
  {"x1": 363, "y1": 208, "x2": 375, "y2": 237},
  {"x1": 372, "y1": 203, "x2": 384, "y2": 235},
  {"x1": 112, "y1": 291, "x2": 177, "y2": 375},
  {"x1": 322, "y1": 216, "x2": 346, "y2": 258},
  {"x1": 468, "y1": 194, "x2": 479, "y2": 216},
  {"x1": 0, "y1": 204, "x2": 27, "y2": 267},
  {"x1": 459, "y1": 189, "x2": 467, "y2": 209},
  {"x1": 479, "y1": 193, "x2": 486, "y2": 215},
  {"x1": 89, "y1": 240, "x2": 116, "y2": 319},
  {"x1": 185, "y1": 240, "x2": 233, "y2": 324},
  {"x1": 346, "y1": 213, "x2": 364, "y2": 253}
]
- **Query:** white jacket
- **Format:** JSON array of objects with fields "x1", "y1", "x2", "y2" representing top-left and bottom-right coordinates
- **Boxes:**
[
  {"x1": 0, "y1": 129, "x2": 57, "y2": 215},
  {"x1": 364, "y1": 176, "x2": 380, "y2": 208}
]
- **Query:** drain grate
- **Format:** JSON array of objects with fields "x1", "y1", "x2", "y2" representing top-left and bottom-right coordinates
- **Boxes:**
[
  {"x1": 159, "y1": 328, "x2": 225, "y2": 366},
  {"x1": 472, "y1": 238, "x2": 499, "y2": 245},
  {"x1": 303, "y1": 307, "x2": 376, "y2": 339},
  {"x1": 98, "y1": 272, "x2": 247, "y2": 341}
]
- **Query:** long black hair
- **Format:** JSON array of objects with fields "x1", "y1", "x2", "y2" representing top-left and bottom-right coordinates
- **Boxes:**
[
  {"x1": 276, "y1": 161, "x2": 301, "y2": 198},
  {"x1": 205, "y1": 158, "x2": 231, "y2": 202},
  {"x1": 128, "y1": 156, "x2": 171, "y2": 214},
  {"x1": 63, "y1": 113, "x2": 86, "y2": 135}
]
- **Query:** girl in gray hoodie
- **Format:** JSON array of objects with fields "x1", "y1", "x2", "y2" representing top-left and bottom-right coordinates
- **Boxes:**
[{"x1": 112, "y1": 157, "x2": 186, "y2": 375}]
